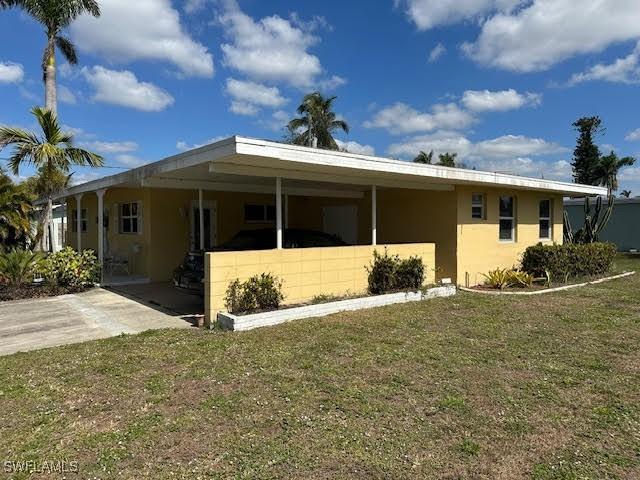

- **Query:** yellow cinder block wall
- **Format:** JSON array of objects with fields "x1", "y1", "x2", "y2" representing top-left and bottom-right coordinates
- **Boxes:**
[
  {"x1": 204, "y1": 243, "x2": 436, "y2": 322},
  {"x1": 455, "y1": 186, "x2": 563, "y2": 286}
]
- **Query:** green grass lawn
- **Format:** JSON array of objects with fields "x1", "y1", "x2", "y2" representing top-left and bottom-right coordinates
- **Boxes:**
[{"x1": 1, "y1": 256, "x2": 639, "y2": 479}]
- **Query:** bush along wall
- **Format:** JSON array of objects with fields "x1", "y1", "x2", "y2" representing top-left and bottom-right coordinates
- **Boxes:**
[
  {"x1": 225, "y1": 273, "x2": 284, "y2": 314},
  {"x1": 521, "y1": 242, "x2": 617, "y2": 282},
  {"x1": 366, "y1": 249, "x2": 425, "y2": 295}
]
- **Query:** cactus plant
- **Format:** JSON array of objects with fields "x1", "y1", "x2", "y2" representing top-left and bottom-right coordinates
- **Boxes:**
[{"x1": 564, "y1": 195, "x2": 614, "y2": 244}]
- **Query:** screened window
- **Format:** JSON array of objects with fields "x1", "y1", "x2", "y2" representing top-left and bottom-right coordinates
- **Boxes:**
[
  {"x1": 499, "y1": 196, "x2": 515, "y2": 241},
  {"x1": 539, "y1": 199, "x2": 552, "y2": 239},
  {"x1": 471, "y1": 193, "x2": 485, "y2": 219},
  {"x1": 244, "y1": 204, "x2": 276, "y2": 223},
  {"x1": 119, "y1": 202, "x2": 139, "y2": 234},
  {"x1": 71, "y1": 209, "x2": 87, "y2": 233}
]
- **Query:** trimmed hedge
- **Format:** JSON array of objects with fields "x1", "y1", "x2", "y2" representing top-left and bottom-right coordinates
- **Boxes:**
[
  {"x1": 366, "y1": 249, "x2": 425, "y2": 294},
  {"x1": 521, "y1": 242, "x2": 616, "y2": 281}
]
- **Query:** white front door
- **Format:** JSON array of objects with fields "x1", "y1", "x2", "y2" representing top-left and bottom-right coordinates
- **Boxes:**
[
  {"x1": 322, "y1": 205, "x2": 358, "y2": 244},
  {"x1": 190, "y1": 200, "x2": 218, "y2": 250}
]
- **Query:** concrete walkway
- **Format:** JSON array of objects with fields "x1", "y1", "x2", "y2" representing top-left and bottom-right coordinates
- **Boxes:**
[{"x1": 0, "y1": 288, "x2": 194, "y2": 356}]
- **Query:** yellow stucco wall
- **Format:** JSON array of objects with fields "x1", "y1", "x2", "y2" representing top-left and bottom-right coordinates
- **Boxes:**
[
  {"x1": 455, "y1": 186, "x2": 564, "y2": 286},
  {"x1": 204, "y1": 243, "x2": 436, "y2": 321}
]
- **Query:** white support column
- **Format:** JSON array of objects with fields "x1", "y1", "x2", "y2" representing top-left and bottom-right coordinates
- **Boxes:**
[
  {"x1": 198, "y1": 188, "x2": 205, "y2": 250},
  {"x1": 75, "y1": 193, "x2": 83, "y2": 251},
  {"x1": 371, "y1": 185, "x2": 377, "y2": 246},
  {"x1": 276, "y1": 177, "x2": 283, "y2": 249},
  {"x1": 96, "y1": 189, "x2": 106, "y2": 283}
]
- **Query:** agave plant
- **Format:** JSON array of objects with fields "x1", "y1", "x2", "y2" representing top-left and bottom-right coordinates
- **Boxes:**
[
  {"x1": 0, "y1": 249, "x2": 43, "y2": 286},
  {"x1": 482, "y1": 268, "x2": 513, "y2": 290}
]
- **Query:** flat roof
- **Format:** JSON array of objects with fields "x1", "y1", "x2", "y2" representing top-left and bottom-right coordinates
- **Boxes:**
[
  {"x1": 565, "y1": 196, "x2": 640, "y2": 205},
  {"x1": 62, "y1": 135, "x2": 607, "y2": 197}
]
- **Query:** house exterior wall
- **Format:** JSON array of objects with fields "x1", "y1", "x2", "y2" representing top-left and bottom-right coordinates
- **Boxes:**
[
  {"x1": 204, "y1": 243, "x2": 436, "y2": 322},
  {"x1": 455, "y1": 186, "x2": 564, "y2": 286},
  {"x1": 565, "y1": 200, "x2": 640, "y2": 251}
]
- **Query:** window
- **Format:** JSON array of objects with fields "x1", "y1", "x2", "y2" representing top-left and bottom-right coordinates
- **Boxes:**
[
  {"x1": 471, "y1": 193, "x2": 485, "y2": 219},
  {"x1": 499, "y1": 196, "x2": 515, "y2": 241},
  {"x1": 71, "y1": 209, "x2": 87, "y2": 233},
  {"x1": 244, "y1": 204, "x2": 276, "y2": 223},
  {"x1": 539, "y1": 199, "x2": 552, "y2": 239},
  {"x1": 119, "y1": 202, "x2": 140, "y2": 234}
]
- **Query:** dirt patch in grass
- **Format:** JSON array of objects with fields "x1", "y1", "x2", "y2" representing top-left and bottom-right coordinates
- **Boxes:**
[{"x1": 0, "y1": 255, "x2": 639, "y2": 478}]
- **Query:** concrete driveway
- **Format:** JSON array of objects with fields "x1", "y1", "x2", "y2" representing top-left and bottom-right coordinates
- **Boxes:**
[{"x1": 0, "y1": 287, "x2": 196, "y2": 356}]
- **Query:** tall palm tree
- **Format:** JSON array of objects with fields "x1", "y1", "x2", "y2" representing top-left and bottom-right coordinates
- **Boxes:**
[
  {"x1": 0, "y1": 170, "x2": 34, "y2": 248},
  {"x1": 0, "y1": 0, "x2": 101, "y2": 115},
  {"x1": 287, "y1": 92, "x2": 349, "y2": 150},
  {"x1": 438, "y1": 152, "x2": 457, "y2": 167},
  {"x1": 413, "y1": 150, "x2": 433, "y2": 164},
  {"x1": 0, "y1": 107, "x2": 103, "y2": 251},
  {"x1": 595, "y1": 152, "x2": 635, "y2": 195}
]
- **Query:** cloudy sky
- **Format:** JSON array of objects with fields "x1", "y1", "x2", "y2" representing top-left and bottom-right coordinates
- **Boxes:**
[{"x1": 1, "y1": 0, "x2": 640, "y2": 192}]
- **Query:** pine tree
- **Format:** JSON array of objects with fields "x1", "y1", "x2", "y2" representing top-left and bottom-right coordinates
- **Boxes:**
[{"x1": 571, "y1": 116, "x2": 603, "y2": 185}]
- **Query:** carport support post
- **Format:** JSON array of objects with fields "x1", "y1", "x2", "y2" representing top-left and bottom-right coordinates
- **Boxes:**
[
  {"x1": 75, "y1": 193, "x2": 83, "y2": 251},
  {"x1": 97, "y1": 189, "x2": 106, "y2": 283},
  {"x1": 276, "y1": 177, "x2": 283, "y2": 249},
  {"x1": 198, "y1": 189, "x2": 205, "y2": 250},
  {"x1": 371, "y1": 185, "x2": 377, "y2": 245}
]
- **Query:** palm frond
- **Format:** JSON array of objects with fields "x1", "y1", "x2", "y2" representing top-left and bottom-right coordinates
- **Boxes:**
[
  {"x1": 55, "y1": 35, "x2": 77, "y2": 64},
  {"x1": 65, "y1": 148, "x2": 104, "y2": 168}
]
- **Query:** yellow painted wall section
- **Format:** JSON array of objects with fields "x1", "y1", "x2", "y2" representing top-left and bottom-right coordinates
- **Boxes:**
[
  {"x1": 204, "y1": 243, "x2": 436, "y2": 321},
  {"x1": 377, "y1": 188, "x2": 458, "y2": 281},
  {"x1": 455, "y1": 186, "x2": 564, "y2": 286}
]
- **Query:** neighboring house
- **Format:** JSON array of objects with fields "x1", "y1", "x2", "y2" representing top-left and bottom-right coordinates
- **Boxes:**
[
  {"x1": 32, "y1": 203, "x2": 67, "y2": 252},
  {"x1": 564, "y1": 197, "x2": 640, "y2": 251},
  {"x1": 58, "y1": 136, "x2": 604, "y2": 320}
]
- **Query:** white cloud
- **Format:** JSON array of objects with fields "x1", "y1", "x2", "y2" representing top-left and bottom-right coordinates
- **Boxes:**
[
  {"x1": 463, "y1": 0, "x2": 640, "y2": 72},
  {"x1": 58, "y1": 85, "x2": 77, "y2": 104},
  {"x1": 0, "y1": 62, "x2": 24, "y2": 83},
  {"x1": 225, "y1": 78, "x2": 287, "y2": 116},
  {"x1": 428, "y1": 43, "x2": 446, "y2": 62},
  {"x1": 364, "y1": 102, "x2": 475, "y2": 135},
  {"x1": 176, "y1": 136, "x2": 228, "y2": 151},
  {"x1": 395, "y1": 0, "x2": 523, "y2": 30},
  {"x1": 335, "y1": 139, "x2": 375, "y2": 156},
  {"x1": 71, "y1": 0, "x2": 213, "y2": 77},
  {"x1": 82, "y1": 140, "x2": 138, "y2": 153},
  {"x1": 82, "y1": 66, "x2": 174, "y2": 112},
  {"x1": 218, "y1": 0, "x2": 323, "y2": 88},
  {"x1": 115, "y1": 154, "x2": 147, "y2": 168},
  {"x1": 184, "y1": 0, "x2": 208, "y2": 14},
  {"x1": 625, "y1": 128, "x2": 640, "y2": 142},
  {"x1": 70, "y1": 171, "x2": 104, "y2": 185},
  {"x1": 319, "y1": 75, "x2": 347, "y2": 90},
  {"x1": 461, "y1": 89, "x2": 541, "y2": 112},
  {"x1": 388, "y1": 131, "x2": 568, "y2": 179},
  {"x1": 569, "y1": 42, "x2": 640, "y2": 85}
]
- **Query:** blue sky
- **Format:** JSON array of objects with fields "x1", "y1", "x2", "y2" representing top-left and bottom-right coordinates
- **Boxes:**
[{"x1": 1, "y1": 0, "x2": 640, "y2": 192}]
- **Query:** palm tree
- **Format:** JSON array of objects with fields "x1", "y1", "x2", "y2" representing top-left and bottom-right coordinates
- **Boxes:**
[
  {"x1": 413, "y1": 150, "x2": 433, "y2": 164},
  {"x1": 620, "y1": 189, "x2": 632, "y2": 198},
  {"x1": 438, "y1": 152, "x2": 457, "y2": 167},
  {"x1": 287, "y1": 92, "x2": 349, "y2": 150},
  {"x1": 0, "y1": 0, "x2": 101, "y2": 115},
  {"x1": 595, "y1": 152, "x2": 635, "y2": 195},
  {"x1": 0, "y1": 107, "x2": 103, "y2": 251},
  {"x1": 0, "y1": 170, "x2": 34, "y2": 248}
]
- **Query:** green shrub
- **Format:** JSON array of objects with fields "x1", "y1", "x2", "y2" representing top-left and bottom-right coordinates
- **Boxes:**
[
  {"x1": 224, "y1": 273, "x2": 284, "y2": 314},
  {"x1": 521, "y1": 242, "x2": 616, "y2": 281},
  {"x1": 0, "y1": 249, "x2": 43, "y2": 286},
  {"x1": 41, "y1": 247, "x2": 100, "y2": 288},
  {"x1": 366, "y1": 249, "x2": 425, "y2": 294}
]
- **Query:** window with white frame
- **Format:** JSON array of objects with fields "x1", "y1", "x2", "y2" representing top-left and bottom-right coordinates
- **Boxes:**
[
  {"x1": 244, "y1": 204, "x2": 276, "y2": 223},
  {"x1": 71, "y1": 208, "x2": 87, "y2": 233},
  {"x1": 471, "y1": 193, "x2": 485, "y2": 220},
  {"x1": 119, "y1": 202, "x2": 140, "y2": 234},
  {"x1": 499, "y1": 196, "x2": 516, "y2": 241},
  {"x1": 539, "y1": 199, "x2": 552, "y2": 239}
]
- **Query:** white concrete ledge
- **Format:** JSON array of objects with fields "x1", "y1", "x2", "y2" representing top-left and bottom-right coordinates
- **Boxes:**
[
  {"x1": 217, "y1": 284, "x2": 457, "y2": 331},
  {"x1": 459, "y1": 271, "x2": 635, "y2": 296}
]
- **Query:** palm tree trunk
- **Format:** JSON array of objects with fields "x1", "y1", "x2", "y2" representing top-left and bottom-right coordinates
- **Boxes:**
[
  {"x1": 44, "y1": 40, "x2": 57, "y2": 115},
  {"x1": 46, "y1": 197, "x2": 54, "y2": 252}
]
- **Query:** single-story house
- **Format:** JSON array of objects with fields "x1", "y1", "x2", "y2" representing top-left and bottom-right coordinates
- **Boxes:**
[
  {"x1": 565, "y1": 197, "x2": 640, "y2": 251},
  {"x1": 59, "y1": 136, "x2": 605, "y2": 322}
]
